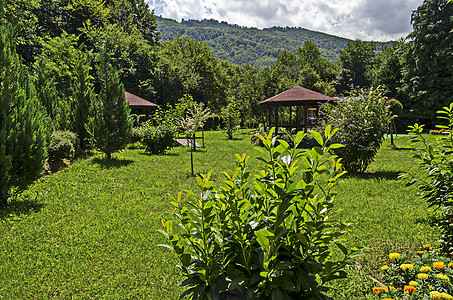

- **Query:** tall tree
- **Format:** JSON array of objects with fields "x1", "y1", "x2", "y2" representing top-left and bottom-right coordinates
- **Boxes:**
[
  {"x1": 372, "y1": 43, "x2": 403, "y2": 98},
  {"x1": 0, "y1": 26, "x2": 47, "y2": 205},
  {"x1": 70, "y1": 56, "x2": 94, "y2": 151},
  {"x1": 337, "y1": 40, "x2": 376, "y2": 91},
  {"x1": 89, "y1": 48, "x2": 132, "y2": 159},
  {"x1": 154, "y1": 36, "x2": 227, "y2": 110},
  {"x1": 399, "y1": 0, "x2": 453, "y2": 126}
]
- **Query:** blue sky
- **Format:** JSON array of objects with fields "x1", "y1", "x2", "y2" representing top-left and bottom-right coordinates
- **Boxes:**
[{"x1": 147, "y1": 0, "x2": 424, "y2": 41}]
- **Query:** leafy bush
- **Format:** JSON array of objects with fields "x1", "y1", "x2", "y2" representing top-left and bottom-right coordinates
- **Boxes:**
[
  {"x1": 160, "y1": 127, "x2": 358, "y2": 299},
  {"x1": 48, "y1": 131, "x2": 79, "y2": 161},
  {"x1": 131, "y1": 127, "x2": 144, "y2": 143},
  {"x1": 401, "y1": 103, "x2": 453, "y2": 254},
  {"x1": 365, "y1": 245, "x2": 453, "y2": 299},
  {"x1": 142, "y1": 121, "x2": 176, "y2": 155},
  {"x1": 317, "y1": 87, "x2": 391, "y2": 172}
]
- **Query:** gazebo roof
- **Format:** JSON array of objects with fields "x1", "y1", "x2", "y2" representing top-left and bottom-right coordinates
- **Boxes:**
[
  {"x1": 125, "y1": 91, "x2": 158, "y2": 108},
  {"x1": 259, "y1": 86, "x2": 334, "y2": 107}
]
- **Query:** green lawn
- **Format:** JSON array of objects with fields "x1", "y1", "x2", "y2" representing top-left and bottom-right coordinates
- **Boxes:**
[{"x1": 0, "y1": 131, "x2": 438, "y2": 299}]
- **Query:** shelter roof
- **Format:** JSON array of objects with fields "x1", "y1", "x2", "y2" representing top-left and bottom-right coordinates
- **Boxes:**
[
  {"x1": 125, "y1": 92, "x2": 158, "y2": 108},
  {"x1": 259, "y1": 86, "x2": 334, "y2": 107}
]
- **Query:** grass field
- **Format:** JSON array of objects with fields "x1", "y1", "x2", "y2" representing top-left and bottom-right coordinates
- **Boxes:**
[{"x1": 0, "y1": 131, "x2": 438, "y2": 299}]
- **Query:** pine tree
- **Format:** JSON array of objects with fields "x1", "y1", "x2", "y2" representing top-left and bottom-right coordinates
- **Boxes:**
[
  {"x1": 70, "y1": 56, "x2": 94, "y2": 151},
  {"x1": 89, "y1": 48, "x2": 132, "y2": 159},
  {"x1": 0, "y1": 26, "x2": 47, "y2": 206}
]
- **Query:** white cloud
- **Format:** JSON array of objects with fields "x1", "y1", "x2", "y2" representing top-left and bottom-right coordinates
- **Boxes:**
[{"x1": 147, "y1": 0, "x2": 424, "y2": 41}]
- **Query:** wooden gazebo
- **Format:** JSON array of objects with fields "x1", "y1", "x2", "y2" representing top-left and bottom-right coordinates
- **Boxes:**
[
  {"x1": 125, "y1": 91, "x2": 158, "y2": 117},
  {"x1": 259, "y1": 86, "x2": 335, "y2": 133}
]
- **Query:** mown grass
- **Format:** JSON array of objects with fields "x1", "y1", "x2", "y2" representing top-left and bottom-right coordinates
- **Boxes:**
[{"x1": 0, "y1": 131, "x2": 439, "y2": 299}]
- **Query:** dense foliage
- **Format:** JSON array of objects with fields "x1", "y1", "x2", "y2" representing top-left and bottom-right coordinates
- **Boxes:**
[
  {"x1": 401, "y1": 103, "x2": 453, "y2": 254},
  {"x1": 0, "y1": 25, "x2": 47, "y2": 206},
  {"x1": 48, "y1": 130, "x2": 79, "y2": 161},
  {"x1": 88, "y1": 49, "x2": 132, "y2": 159},
  {"x1": 157, "y1": 17, "x2": 377, "y2": 67},
  {"x1": 399, "y1": 0, "x2": 453, "y2": 127},
  {"x1": 142, "y1": 122, "x2": 176, "y2": 155},
  {"x1": 161, "y1": 127, "x2": 358, "y2": 299},
  {"x1": 318, "y1": 87, "x2": 392, "y2": 173}
]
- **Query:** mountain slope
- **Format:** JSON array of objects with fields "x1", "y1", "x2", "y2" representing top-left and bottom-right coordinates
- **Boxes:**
[{"x1": 156, "y1": 17, "x2": 356, "y2": 67}]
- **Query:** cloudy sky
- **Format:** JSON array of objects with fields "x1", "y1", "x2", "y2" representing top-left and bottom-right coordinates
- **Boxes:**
[{"x1": 147, "y1": 0, "x2": 424, "y2": 41}]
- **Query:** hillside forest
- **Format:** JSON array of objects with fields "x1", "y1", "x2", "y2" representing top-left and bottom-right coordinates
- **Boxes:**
[{"x1": 4, "y1": 0, "x2": 453, "y2": 130}]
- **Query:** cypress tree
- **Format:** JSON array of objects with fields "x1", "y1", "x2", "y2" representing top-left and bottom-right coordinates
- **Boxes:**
[
  {"x1": 0, "y1": 26, "x2": 47, "y2": 206},
  {"x1": 70, "y1": 57, "x2": 94, "y2": 151},
  {"x1": 89, "y1": 48, "x2": 132, "y2": 159}
]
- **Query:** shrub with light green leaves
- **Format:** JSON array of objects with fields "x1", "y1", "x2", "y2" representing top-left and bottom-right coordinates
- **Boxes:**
[
  {"x1": 317, "y1": 87, "x2": 392, "y2": 173},
  {"x1": 160, "y1": 126, "x2": 358, "y2": 299},
  {"x1": 401, "y1": 103, "x2": 453, "y2": 254}
]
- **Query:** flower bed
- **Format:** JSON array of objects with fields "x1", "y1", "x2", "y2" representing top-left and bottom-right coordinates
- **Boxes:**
[{"x1": 366, "y1": 245, "x2": 453, "y2": 299}]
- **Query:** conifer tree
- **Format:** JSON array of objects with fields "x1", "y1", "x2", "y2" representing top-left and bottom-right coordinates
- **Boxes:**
[
  {"x1": 0, "y1": 26, "x2": 47, "y2": 206},
  {"x1": 89, "y1": 48, "x2": 132, "y2": 159},
  {"x1": 70, "y1": 56, "x2": 94, "y2": 151}
]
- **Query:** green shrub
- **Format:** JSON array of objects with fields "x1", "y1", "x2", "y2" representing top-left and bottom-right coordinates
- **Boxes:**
[
  {"x1": 160, "y1": 126, "x2": 358, "y2": 299},
  {"x1": 131, "y1": 127, "x2": 144, "y2": 143},
  {"x1": 142, "y1": 121, "x2": 176, "y2": 155},
  {"x1": 221, "y1": 102, "x2": 240, "y2": 139},
  {"x1": 317, "y1": 87, "x2": 391, "y2": 172},
  {"x1": 401, "y1": 103, "x2": 453, "y2": 254},
  {"x1": 48, "y1": 131, "x2": 79, "y2": 161}
]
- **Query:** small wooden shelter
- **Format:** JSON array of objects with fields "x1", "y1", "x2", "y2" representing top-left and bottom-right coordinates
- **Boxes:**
[
  {"x1": 259, "y1": 86, "x2": 335, "y2": 133},
  {"x1": 125, "y1": 91, "x2": 158, "y2": 117}
]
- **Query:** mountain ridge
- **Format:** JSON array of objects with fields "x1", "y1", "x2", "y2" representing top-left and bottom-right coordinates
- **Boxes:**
[{"x1": 156, "y1": 16, "x2": 389, "y2": 67}]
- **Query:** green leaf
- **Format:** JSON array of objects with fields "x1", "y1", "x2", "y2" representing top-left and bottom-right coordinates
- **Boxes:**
[
  {"x1": 255, "y1": 229, "x2": 274, "y2": 250},
  {"x1": 310, "y1": 130, "x2": 324, "y2": 147}
]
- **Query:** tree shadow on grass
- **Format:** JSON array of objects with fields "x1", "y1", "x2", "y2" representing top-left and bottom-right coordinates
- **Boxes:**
[
  {"x1": 391, "y1": 147, "x2": 416, "y2": 151},
  {"x1": 139, "y1": 152, "x2": 180, "y2": 157},
  {"x1": 0, "y1": 195, "x2": 44, "y2": 221},
  {"x1": 90, "y1": 157, "x2": 134, "y2": 169},
  {"x1": 343, "y1": 171, "x2": 404, "y2": 181}
]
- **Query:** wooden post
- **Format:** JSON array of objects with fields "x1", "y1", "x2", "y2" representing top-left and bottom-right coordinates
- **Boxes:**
[
  {"x1": 202, "y1": 128, "x2": 205, "y2": 148},
  {"x1": 274, "y1": 107, "x2": 279, "y2": 134},
  {"x1": 289, "y1": 106, "x2": 292, "y2": 130},
  {"x1": 304, "y1": 103, "x2": 308, "y2": 133}
]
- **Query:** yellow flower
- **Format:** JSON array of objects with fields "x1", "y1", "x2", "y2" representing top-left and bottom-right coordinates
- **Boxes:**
[
  {"x1": 433, "y1": 262, "x2": 446, "y2": 270},
  {"x1": 381, "y1": 265, "x2": 389, "y2": 271},
  {"x1": 431, "y1": 291, "x2": 441, "y2": 299},
  {"x1": 381, "y1": 298, "x2": 394, "y2": 300},
  {"x1": 373, "y1": 287, "x2": 387, "y2": 295},
  {"x1": 400, "y1": 263, "x2": 414, "y2": 271},
  {"x1": 404, "y1": 285, "x2": 416, "y2": 294},
  {"x1": 442, "y1": 293, "x2": 453, "y2": 300},
  {"x1": 409, "y1": 280, "x2": 419, "y2": 286},
  {"x1": 424, "y1": 244, "x2": 432, "y2": 249},
  {"x1": 389, "y1": 252, "x2": 401, "y2": 260},
  {"x1": 421, "y1": 266, "x2": 433, "y2": 272},
  {"x1": 418, "y1": 273, "x2": 429, "y2": 280},
  {"x1": 436, "y1": 274, "x2": 450, "y2": 282},
  {"x1": 449, "y1": 262, "x2": 453, "y2": 268},
  {"x1": 417, "y1": 250, "x2": 425, "y2": 255},
  {"x1": 431, "y1": 292, "x2": 453, "y2": 300}
]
